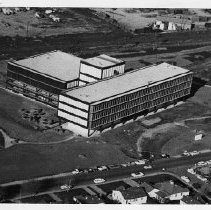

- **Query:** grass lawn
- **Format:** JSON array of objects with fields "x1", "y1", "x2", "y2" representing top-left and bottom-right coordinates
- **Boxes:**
[{"x1": 0, "y1": 88, "x2": 71, "y2": 143}]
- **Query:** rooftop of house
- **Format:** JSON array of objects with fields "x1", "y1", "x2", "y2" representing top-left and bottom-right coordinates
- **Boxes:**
[
  {"x1": 154, "y1": 181, "x2": 189, "y2": 195},
  {"x1": 116, "y1": 187, "x2": 147, "y2": 200},
  {"x1": 63, "y1": 62, "x2": 192, "y2": 103},
  {"x1": 11, "y1": 50, "x2": 82, "y2": 82},
  {"x1": 140, "y1": 182, "x2": 155, "y2": 193},
  {"x1": 81, "y1": 54, "x2": 125, "y2": 69}
]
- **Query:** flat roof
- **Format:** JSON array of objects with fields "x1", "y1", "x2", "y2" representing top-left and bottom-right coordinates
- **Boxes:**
[
  {"x1": 82, "y1": 54, "x2": 124, "y2": 68},
  {"x1": 13, "y1": 50, "x2": 82, "y2": 82},
  {"x1": 63, "y1": 62, "x2": 192, "y2": 104}
]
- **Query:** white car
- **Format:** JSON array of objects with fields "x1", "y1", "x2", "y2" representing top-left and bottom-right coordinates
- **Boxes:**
[
  {"x1": 131, "y1": 172, "x2": 144, "y2": 178},
  {"x1": 181, "y1": 176, "x2": 190, "y2": 183},
  {"x1": 71, "y1": 169, "x2": 79, "y2": 175},
  {"x1": 97, "y1": 166, "x2": 108, "y2": 171},
  {"x1": 206, "y1": 160, "x2": 211, "y2": 165},
  {"x1": 187, "y1": 168, "x2": 195, "y2": 174},
  {"x1": 60, "y1": 184, "x2": 72, "y2": 190},
  {"x1": 183, "y1": 150, "x2": 190, "y2": 156},
  {"x1": 134, "y1": 160, "x2": 146, "y2": 165},
  {"x1": 144, "y1": 165, "x2": 152, "y2": 169},
  {"x1": 190, "y1": 151, "x2": 200, "y2": 156},
  {"x1": 94, "y1": 178, "x2": 105, "y2": 184},
  {"x1": 197, "y1": 161, "x2": 207, "y2": 166}
]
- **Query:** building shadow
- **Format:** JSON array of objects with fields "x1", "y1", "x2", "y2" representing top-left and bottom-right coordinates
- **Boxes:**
[{"x1": 189, "y1": 76, "x2": 207, "y2": 97}]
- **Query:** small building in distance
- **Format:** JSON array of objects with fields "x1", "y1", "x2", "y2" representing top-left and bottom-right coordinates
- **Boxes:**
[
  {"x1": 6, "y1": 50, "x2": 82, "y2": 107},
  {"x1": 79, "y1": 54, "x2": 125, "y2": 86},
  {"x1": 58, "y1": 62, "x2": 193, "y2": 137},
  {"x1": 112, "y1": 187, "x2": 147, "y2": 204}
]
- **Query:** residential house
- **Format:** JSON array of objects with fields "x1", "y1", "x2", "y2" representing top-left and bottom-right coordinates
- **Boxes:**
[
  {"x1": 154, "y1": 180, "x2": 189, "y2": 201},
  {"x1": 112, "y1": 187, "x2": 147, "y2": 204}
]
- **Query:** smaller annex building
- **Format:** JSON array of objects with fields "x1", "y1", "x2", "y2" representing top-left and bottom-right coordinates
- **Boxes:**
[
  {"x1": 6, "y1": 50, "x2": 124, "y2": 107},
  {"x1": 58, "y1": 62, "x2": 193, "y2": 137},
  {"x1": 79, "y1": 54, "x2": 125, "y2": 86}
]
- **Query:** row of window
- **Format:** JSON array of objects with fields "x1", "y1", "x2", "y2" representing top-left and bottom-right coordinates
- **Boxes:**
[
  {"x1": 93, "y1": 75, "x2": 192, "y2": 112},
  {"x1": 7, "y1": 79, "x2": 59, "y2": 101},
  {"x1": 91, "y1": 82, "x2": 191, "y2": 119},
  {"x1": 90, "y1": 88, "x2": 190, "y2": 127}
]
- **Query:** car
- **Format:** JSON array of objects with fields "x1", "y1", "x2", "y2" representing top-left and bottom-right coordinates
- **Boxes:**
[
  {"x1": 97, "y1": 166, "x2": 108, "y2": 171},
  {"x1": 197, "y1": 161, "x2": 207, "y2": 166},
  {"x1": 160, "y1": 153, "x2": 170, "y2": 158},
  {"x1": 144, "y1": 165, "x2": 152, "y2": 169},
  {"x1": 131, "y1": 172, "x2": 144, "y2": 178},
  {"x1": 181, "y1": 176, "x2": 190, "y2": 183},
  {"x1": 162, "y1": 168, "x2": 166, "y2": 172},
  {"x1": 206, "y1": 160, "x2": 211, "y2": 165},
  {"x1": 134, "y1": 160, "x2": 146, "y2": 165},
  {"x1": 71, "y1": 169, "x2": 79, "y2": 175},
  {"x1": 60, "y1": 184, "x2": 72, "y2": 190},
  {"x1": 183, "y1": 150, "x2": 190, "y2": 156},
  {"x1": 187, "y1": 168, "x2": 195, "y2": 174},
  {"x1": 121, "y1": 163, "x2": 128, "y2": 167},
  {"x1": 190, "y1": 151, "x2": 200, "y2": 156},
  {"x1": 93, "y1": 178, "x2": 105, "y2": 184}
]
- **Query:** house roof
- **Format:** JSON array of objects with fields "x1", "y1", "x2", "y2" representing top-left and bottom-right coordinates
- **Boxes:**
[
  {"x1": 118, "y1": 187, "x2": 147, "y2": 200},
  {"x1": 140, "y1": 182, "x2": 154, "y2": 193},
  {"x1": 12, "y1": 50, "x2": 82, "y2": 82},
  {"x1": 63, "y1": 62, "x2": 192, "y2": 103},
  {"x1": 181, "y1": 196, "x2": 201, "y2": 204},
  {"x1": 81, "y1": 54, "x2": 124, "y2": 69},
  {"x1": 156, "y1": 190, "x2": 169, "y2": 198},
  {"x1": 154, "y1": 181, "x2": 189, "y2": 195}
]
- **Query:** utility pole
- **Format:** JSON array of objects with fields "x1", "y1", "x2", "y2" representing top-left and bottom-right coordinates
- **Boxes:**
[{"x1": 26, "y1": 21, "x2": 30, "y2": 38}]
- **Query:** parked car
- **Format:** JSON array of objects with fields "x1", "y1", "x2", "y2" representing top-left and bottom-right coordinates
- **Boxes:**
[
  {"x1": 134, "y1": 160, "x2": 146, "y2": 165},
  {"x1": 197, "y1": 161, "x2": 207, "y2": 166},
  {"x1": 120, "y1": 163, "x2": 128, "y2": 167},
  {"x1": 160, "y1": 153, "x2": 170, "y2": 158},
  {"x1": 181, "y1": 176, "x2": 190, "y2": 183},
  {"x1": 93, "y1": 178, "x2": 105, "y2": 184},
  {"x1": 190, "y1": 151, "x2": 200, "y2": 156},
  {"x1": 60, "y1": 184, "x2": 72, "y2": 190},
  {"x1": 144, "y1": 165, "x2": 152, "y2": 169},
  {"x1": 187, "y1": 168, "x2": 196, "y2": 174},
  {"x1": 71, "y1": 169, "x2": 79, "y2": 175},
  {"x1": 131, "y1": 172, "x2": 144, "y2": 178},
  {"x1": 206, "y1": 160, "x2": 211, "y2": 165},
  {"x1": 97, "y1": 166, "x2": 108, "y2": 171},
  {"x1": 183, "y1": 150, "x2": 190, "y2": 156}
]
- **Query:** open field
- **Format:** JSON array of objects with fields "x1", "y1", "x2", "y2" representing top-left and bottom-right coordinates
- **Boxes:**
[{"x1": 0, "y1": 8, "x2": 117, "y2": 37}]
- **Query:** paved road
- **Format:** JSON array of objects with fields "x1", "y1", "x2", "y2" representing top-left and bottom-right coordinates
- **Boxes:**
[{"x1": 1, "y1": 152, "x2": 211, "y2": 200}]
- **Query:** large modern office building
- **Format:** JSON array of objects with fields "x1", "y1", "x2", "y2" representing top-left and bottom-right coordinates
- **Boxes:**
[
  {"x1": 58, "y1": 63, "x2": 193, "y2": 137},
  {"x1": 6, "y1": 50, "x2": 124, "y2": 107}
]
